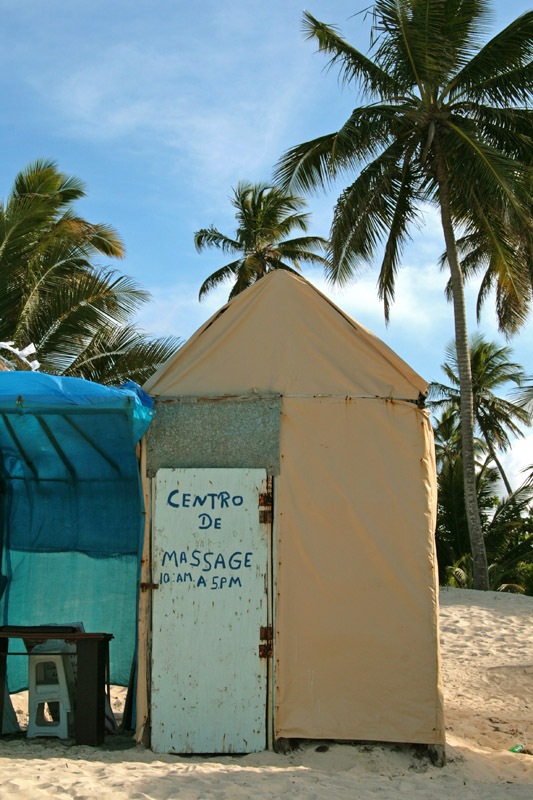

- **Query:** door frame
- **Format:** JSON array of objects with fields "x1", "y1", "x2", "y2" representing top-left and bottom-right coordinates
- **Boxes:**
[{"x1": 267, "y1": 475, "x2": 277, "y2": 750}]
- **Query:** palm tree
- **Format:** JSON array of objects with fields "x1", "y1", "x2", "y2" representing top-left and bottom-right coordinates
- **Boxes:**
[
  {"x1": 440, "y1": 479, "x2": 533, "y2": 593},
  {"x1": 433, "y1": 412, "x2": 533, "y2": 593},
  {"x1": 275, "y1": 2, "x2": 532, "y2": 589},
  {"x1": 484, "y1": 484, "x2": 533, "y2": 591},
  {"x1": 430, "y1": 334, "x2": 530, "y2": 494},
  {"x1": 0, "y1": 160, "x2": 178, "y2": 384},
  {"x1": 436, "y1": 451, "x2": 497, "y2": 578},
  {"x1": 433, "y1": 406, "x2": 490, "y2": 568},
  {"x1": 194, "y1": 181, "x2": 330, "y2": 300},
  {"x1": 433, "y1": 406, "x2": 463, "y2": 468}
]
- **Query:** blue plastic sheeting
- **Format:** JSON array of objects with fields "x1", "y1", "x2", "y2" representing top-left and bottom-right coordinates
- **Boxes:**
[
  {"x1": 0, "y1": 372, "x2": 153, "y2": 419},
  {"x1": 0, "y1": 372, "x2": 154, "y2": 690}
]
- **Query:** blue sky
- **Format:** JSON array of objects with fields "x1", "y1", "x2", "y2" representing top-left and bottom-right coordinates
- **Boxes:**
[{"x1": 1, "y1": 0, "x2": 532, "y2": 482}]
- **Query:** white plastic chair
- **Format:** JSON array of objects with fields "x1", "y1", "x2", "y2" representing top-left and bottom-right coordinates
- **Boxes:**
[{"x1": 27, "y1": 643, "x2": 75, "y2": 739}]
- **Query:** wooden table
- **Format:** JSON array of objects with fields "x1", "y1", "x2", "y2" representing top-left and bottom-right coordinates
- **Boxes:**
[{"x1": 0, "y1": 626, "x2": 113, "y2": 746}]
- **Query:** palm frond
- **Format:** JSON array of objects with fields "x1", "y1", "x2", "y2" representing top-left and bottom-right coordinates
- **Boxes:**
[
  {"x1": 53, "y1": 217, "x2": 125, "y2": 259},
  {"x1": 447, "y1": 189, "x2": 532, "y2": 334},
  {"x1": 442, "y1": 117, "x2": 529, "y2": 223},
  {"x1": 302, "y1": 11, "x2": 399, "y2": 98},
  {"x1": 27, "y1": 269, "x2": 148, "y2": 367},
  {"x1": 198, "y1": 260, "x2": 243, "y2": 300},
  {"x1": 273, "y1": 248, "x2": 330, "y2": 269},
  {"x1": 11, "y1": 159, "x2": 87, "y2": 207},
  {"x1": 275, "y1": 235, "x2": 328, "y2": 252},
  {"x1": 450, "y1": 11, "x2": 533, "y2": 104},
  {"x1": 472, "y1": 200, "x2": 530, "y2": 334},
  {"x1": 377, "y1": 156, "x2": 418, "y2": 320},
  {"x1": 327, "y1": 139, "x2": 421, "y2": 287},
  {"x1": 454, "y1": 104, "x2": 533, "y2": 160},
  {"x1": 275, "y1": 132, "x2": 348, "y2": 193},
  {"x1": 430, "y1": 334, "x2": 530, "y2": 469},
  {"x1": 371, "y1": 0, "x2": 441, "y2": 96},
  {"x1": 195, "y1": 182, "x2": 328, "y2": 300},
  {"x1": 275, "y1": 103, "x2": 410, "y2": 192},
  {"x1": 194, "y1": 226, "x2": 241, "y2": 254},
  {"x1": 0, "y1": 160, "x2": 173, "y2": 385},
  {"x1": 228, "y1": 262, "x2": 257, "y2": 299},
  {"x1": 63, "y1": 323, "x2": 180, "y2": 385}
]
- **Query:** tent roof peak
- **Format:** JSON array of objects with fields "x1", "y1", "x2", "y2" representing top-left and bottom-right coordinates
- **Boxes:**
[{"x1": 144, "y1": 271, "x2": 427, "y2": 399}]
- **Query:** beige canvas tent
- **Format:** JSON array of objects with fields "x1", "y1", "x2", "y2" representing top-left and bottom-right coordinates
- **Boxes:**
[{"x1": 136, "y1": 270, "x2": 444, "y2": 751}]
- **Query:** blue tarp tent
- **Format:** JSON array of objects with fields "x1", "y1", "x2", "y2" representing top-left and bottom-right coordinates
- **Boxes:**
[{"x1": 0, "y1": 372, "x2": 153, "y2": 691}]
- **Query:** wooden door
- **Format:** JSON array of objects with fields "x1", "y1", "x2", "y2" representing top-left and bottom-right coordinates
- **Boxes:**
[{"x1": 151, "y1": 468, "x2": 270, "y2": 753}]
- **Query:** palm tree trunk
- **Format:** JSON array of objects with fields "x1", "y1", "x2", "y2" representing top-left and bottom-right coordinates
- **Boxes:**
[
  {"x1": 435, "y1": 150, "x2": 490, "y2": 590},
  {"x1": 477, "y1": 421, "x2": 514, "y2": 496}
]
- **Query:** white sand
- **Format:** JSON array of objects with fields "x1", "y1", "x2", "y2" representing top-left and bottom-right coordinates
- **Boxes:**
[{"x1": 1, "y1": 587, "x2": 532, "y2": 799}]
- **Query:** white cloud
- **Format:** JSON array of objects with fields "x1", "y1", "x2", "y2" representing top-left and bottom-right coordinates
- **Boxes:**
[
  {"x1": 501, "y1": 434, "x2": 533, "y2": 492},
  {"x1": 304, "y1": 262, "x2": 450, "y2": 331},
  {"x1": 136, "y1": 279, "x2": 231, "y2": 341},
  {"x1": 26, "y1": 21, "x2": 313, "y2": 198}
]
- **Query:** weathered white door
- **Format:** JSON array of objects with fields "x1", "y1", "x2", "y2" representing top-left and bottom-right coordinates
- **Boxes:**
[{"x1": 151, "y1": 468, "x2": 270, "y2": 754}]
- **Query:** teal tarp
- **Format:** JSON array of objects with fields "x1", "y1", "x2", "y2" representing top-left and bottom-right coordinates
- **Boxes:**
[{"x1": 0, "y1": 372, "x2": 153, "y2": 690}]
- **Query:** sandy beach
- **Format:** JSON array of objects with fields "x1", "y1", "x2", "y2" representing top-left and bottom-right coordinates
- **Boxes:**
[{"x1": 1, "y1": 587, "x2": 532, "y2": 799}]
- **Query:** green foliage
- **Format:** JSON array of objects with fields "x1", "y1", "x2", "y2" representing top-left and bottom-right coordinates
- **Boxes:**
[
  {"x1": 433, "y1": 337, "x2": 533, "y2": 591},
  {"x1": 434, "y1": 406, "x2": 533, "y2": 593},
  {"x1": 436, "y1": 449, "x2": 499, "y2": 568},
  {"x1": 429, "y1": 334, "x2": 530, "y2": 491},
  {"x1": 444, "y1": 555, "x2": 474, "y2": 590},
  {"x1": 194, "y1": 182, "x2": 330, "y2": 300},
  {"x1": 514, "y1": 562, "x2": 533, "y2": 596},
  {"x1": 0, "y1": 160, "x2": 179, "y2": 385},
  {"x1": 444, "y1": 550, "x2": 533, "y2": 594},
  {"x1": 511, "y1": 382, "x2": 533, "y2": 488}
]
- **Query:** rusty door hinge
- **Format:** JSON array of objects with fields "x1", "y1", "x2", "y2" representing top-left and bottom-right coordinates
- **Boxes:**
[
  {"x1": 259, "y1": 625, "x2": 273, "y2": 658},
  {"x1": 259, "y1": 489, "x2": 273, "y2": 524},
  {"x1": 140, "y1": 582, "x2": 159, "y2": 592},
  {"x1": 260, "y1": 625, "x2": 273, "y2": 641},
  {"x1": 259, "y1": 643, "x2": 273, "y2": 658},
  {"x1": 259, "y1": 492, "x2": 272, "y2": 507}
]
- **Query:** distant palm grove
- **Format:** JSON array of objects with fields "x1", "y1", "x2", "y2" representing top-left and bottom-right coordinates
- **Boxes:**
[{"x1": 430, "y1": 337, "x2": 533, "y2": 595}]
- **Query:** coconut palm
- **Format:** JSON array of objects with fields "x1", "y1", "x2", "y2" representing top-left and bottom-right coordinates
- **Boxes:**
[
  {"x1": 276, "y1": 2, "x2": 533, "y2": 589},
  {"x1": 440, "y1": 478, "x2": 533, "y2": 593},
  {"x1": 484, "y1": 484, "x2": 533, "y2": 590},
  {"x1": 433, "y1": 413, "x2": 533, "y2": 593},
  {"x1": 194, "y1": 181, "x2": 330, "y2": 300},
  {"x1": 433, "y1": 407, "x2": 463, "y2": 469},
  {"x1": 433, "y1": 406, "x2": 490, "y2": 568},
  {"x1": 436, "y1": 451, "x2": 496, "y2": 577},
  {"x1": 430, "y1": 334, "x2": 530, "y2": 494},
  {"x1": 0, "y1": 160, "x2": 178, "y2": 384}
]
